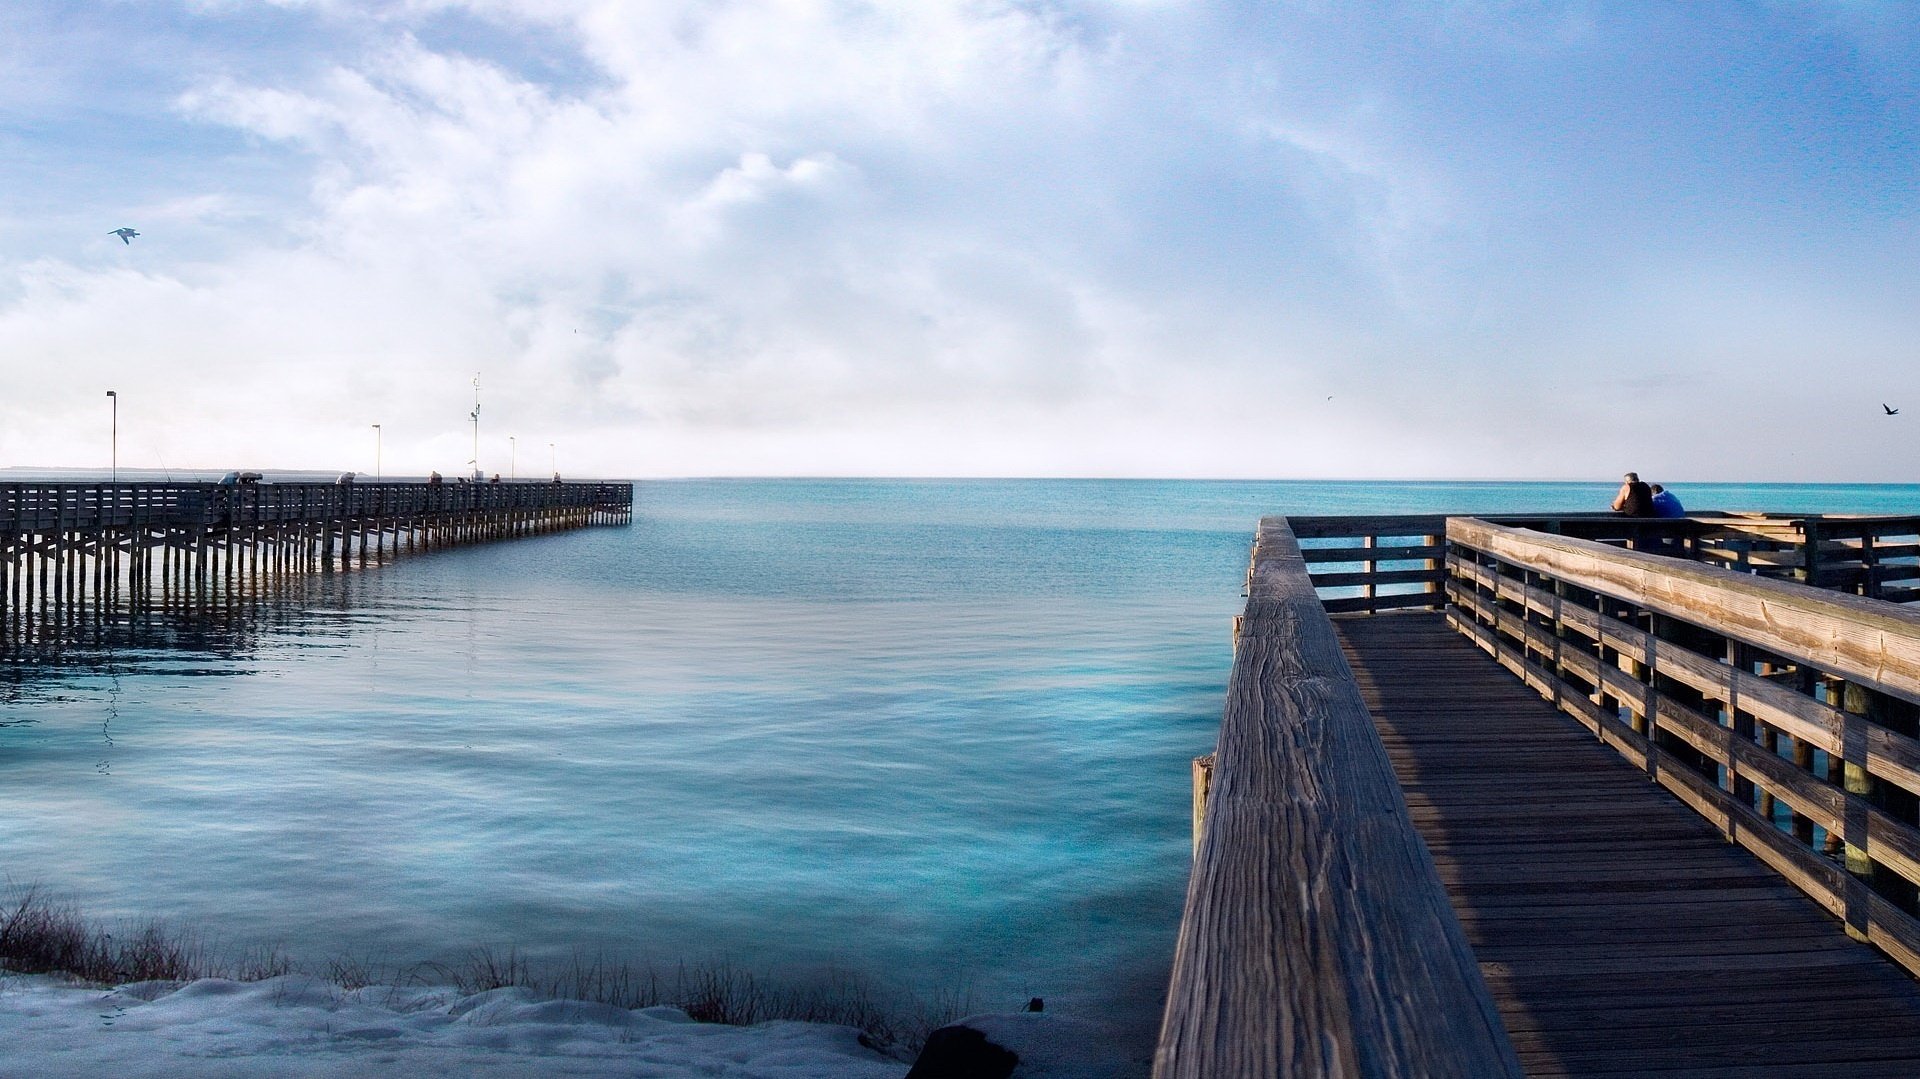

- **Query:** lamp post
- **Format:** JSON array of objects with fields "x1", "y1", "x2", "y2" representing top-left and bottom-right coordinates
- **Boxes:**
[
  {"x1": 106, "y1": 390, "x2": 117, "y2": 483},
  {"x1": 509, "y1": 436, "x2": 516, "y2": 481},
  {"x1": 549, "y1": 442, "x2": 556, "y2": 480},
  {"x1": 468, "y1": 373, "x2": 481, "y2": 480},
  {"x1": 371, "y1": 424, "x2": 382, "y2": 481}
]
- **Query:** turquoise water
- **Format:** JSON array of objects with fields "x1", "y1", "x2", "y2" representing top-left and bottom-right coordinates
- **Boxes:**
[{"x1": 3, "y1": 479, "x2": 1918, "y2": 1050}]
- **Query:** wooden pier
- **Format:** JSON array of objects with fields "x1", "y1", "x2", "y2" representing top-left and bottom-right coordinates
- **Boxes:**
[
  {"x1": 1161, "y1": 511, "x2": 1920, "y2": 1077},
  {"x1": 1, "y1": 481, "x2": 632, "y2": 641}
]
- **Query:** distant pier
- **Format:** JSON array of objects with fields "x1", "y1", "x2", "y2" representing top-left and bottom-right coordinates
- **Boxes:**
[
  {"x1": 1161, "y1": 511, "x2": 1920, "y2": 1078},
  {"x1": 1, "y1": 480, "x2": 633, "y2": 640}
]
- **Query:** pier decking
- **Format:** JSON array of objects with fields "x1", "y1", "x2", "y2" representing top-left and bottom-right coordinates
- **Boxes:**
[
  {"x1": 1160, "y1": 512, "x2": 1920, "y2": 1078},
  {"x1": 1, "y1": 480, "x2": 633, "y2": 640},
  {"x1": 1342, "y1": 613, "x2": 1920, "y2": 1077}
]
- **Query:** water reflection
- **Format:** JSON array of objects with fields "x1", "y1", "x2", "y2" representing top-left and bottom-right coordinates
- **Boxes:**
[{"x1": 0, "y1": 573, "x2": 389, "y2": 697}]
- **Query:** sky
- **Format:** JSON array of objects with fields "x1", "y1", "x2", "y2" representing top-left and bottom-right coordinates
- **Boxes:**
[{"x1": 2, "y1": 1, "x2": 1918, "y2": 481}]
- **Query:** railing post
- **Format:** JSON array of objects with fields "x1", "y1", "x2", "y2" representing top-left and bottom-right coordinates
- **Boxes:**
[
  {"x1": 1362, "y1": 532, "x2": 1377, "y2": 614},
  {"x1": 1190, "y1": 753, "x2": 1214, "y2": 858}
]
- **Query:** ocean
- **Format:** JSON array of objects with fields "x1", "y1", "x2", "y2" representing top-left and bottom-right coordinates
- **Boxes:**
[{"x1": 3, "y1": 478, "x2": 1918, "y2": 1057}]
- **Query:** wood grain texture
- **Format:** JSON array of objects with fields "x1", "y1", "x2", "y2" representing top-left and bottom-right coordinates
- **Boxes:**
[
  {"x1": 1444, "y1": 583, "x2": 1920, "y2": 982},
  {"x1": 1447, "y1": 555, "x2": 1920, "y2": 798},
  {"x1": 1449, "y1": 517, "x2": 1920, "y2": 705},
  {"x1": 1155, "y1": 518, "x2": 1521, "y2": 1079},
  {"x1": 1341, "y1": 613, "x2": 1920, "y2": 1077}
]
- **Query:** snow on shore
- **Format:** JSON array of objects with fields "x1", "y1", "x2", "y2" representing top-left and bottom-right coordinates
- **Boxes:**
[{"x1": 0, "y1": 973, "x2": 909, "y2": 1077}]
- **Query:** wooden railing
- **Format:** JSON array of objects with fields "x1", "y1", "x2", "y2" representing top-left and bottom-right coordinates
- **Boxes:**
[
  {"x1": 1290, "y1": 515, "x2": 1448, "y2": 615},
  {"x1": 1156, "y1": 517, "x2": 1521, "y2": 1079},
  {"x1": 1446, "y1": 517, "x2": 1920, "y2": 975},
  {"x1": 1289, "y1": 512, "x2": 1730, "y2": 616},
  {"x1": 1683, "y1": 514, "x2": 1920, "y2": 603},
  {"x1": 0, "y1": 481, "x2": 633, "y2": 532}
]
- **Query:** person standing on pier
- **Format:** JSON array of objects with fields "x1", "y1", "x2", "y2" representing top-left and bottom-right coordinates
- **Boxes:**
[{"x1": 1611, "y1": 472, "x2": 1655, "y2": 516}]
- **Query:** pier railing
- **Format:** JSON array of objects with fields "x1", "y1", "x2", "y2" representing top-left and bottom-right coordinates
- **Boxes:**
[
  {"x1": 1446, "y1": 517, "x2": 1920, "y2": 975},
  {"x1": 0, "y1": 481, "x2": 633, "y2": 532},
  {"x1": 1290, "y1": 511, "x2": 1920, "y2": 612},
  {"x1": 1289, "y1": 515, "x2": 1447, "y2": 614},
  {"x1": 2, "y1": 481, "x2": 634, "y2": 641},
  {"x1": 1157, "y1": 517, "x2": 1522, "y2": 1079},
  {"x1": 1685, "y1": 513, "x2": 1920, "y2": 601}
]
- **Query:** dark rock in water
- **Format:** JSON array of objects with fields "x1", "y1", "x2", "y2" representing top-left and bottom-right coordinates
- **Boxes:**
[
  {"x1": 905, "y1": 1024, "x2": 1019, "y2": 1079},
  {"x1": 1025, "y1": 997, "x2": 1044, "y2": 1013}
]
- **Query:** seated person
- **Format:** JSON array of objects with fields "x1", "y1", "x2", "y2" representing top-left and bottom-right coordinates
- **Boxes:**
[
  {"x1": 1610, "y1": 472, "x2": 1654, "y2": 517},
  {"x1": 1649, "y1": 483, "x2": 1685, "y2": 518}
]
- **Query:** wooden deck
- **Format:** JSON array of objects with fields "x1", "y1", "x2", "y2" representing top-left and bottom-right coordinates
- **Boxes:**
[{"x1": 1337, "y1": 611, "x2": 1920, "y2": 1078}]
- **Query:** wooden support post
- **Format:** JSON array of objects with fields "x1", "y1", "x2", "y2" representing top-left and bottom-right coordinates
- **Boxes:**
[
  {"x1": 1842, "y1": 681, "x2": 1877, "y2": 880},
  {"x1": 1191, "y1": 752, "x2": 1214, "y2": 857}
]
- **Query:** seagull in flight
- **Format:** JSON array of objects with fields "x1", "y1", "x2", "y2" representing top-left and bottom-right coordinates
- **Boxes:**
[
  {"x1": 109, "y1": 228, "x2": 139, "y2": 244},
  {"x1": 1885, "y1": 403, "x2": 1901, "y2": 416}
]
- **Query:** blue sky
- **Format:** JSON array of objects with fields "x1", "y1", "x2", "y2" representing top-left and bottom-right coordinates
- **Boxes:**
[{"x1": 3, "y1": 1, "x2": 1918, "y2": 480}]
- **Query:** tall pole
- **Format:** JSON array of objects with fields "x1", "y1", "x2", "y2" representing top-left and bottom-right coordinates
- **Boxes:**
[
  {"x1": 106, "y1": 390, "x2": 117, "y2": 483},
  {"x1": 371, "y1": 424, "x2": 382, "y2": 481},
  {"x1": 509, "y1": 436, "x2": 516, "y2": 481},
  {"x1": 469, "y1": 373, "x2": 481, "y2": 480},
  {"x1": 549, "y1": 442, "x2": 556, "y2": 480}
]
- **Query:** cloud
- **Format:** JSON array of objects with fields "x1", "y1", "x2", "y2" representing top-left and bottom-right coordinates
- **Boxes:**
[{"x1": 5, "y1": 1, "x2": 1920, "y2": 480}]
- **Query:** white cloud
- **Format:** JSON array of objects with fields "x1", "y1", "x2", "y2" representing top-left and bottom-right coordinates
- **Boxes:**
[{"x1": 6, "y1": 1, "x2": 1920, "y2": 479}]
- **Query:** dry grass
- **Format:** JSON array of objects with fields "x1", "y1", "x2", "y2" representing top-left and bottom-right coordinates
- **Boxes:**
[
  {"x1": 425, "y1": 948, "x2": 971, "y2": 1054},
  {"x1": 0, "y1": 886, "x2": 969, "y2": 1055},
  {"x1": 0, "y1": 885, "x2": 215, "y2": 984}
]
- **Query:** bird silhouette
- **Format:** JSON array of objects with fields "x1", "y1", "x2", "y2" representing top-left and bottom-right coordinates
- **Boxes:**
[
  {"x1": 109, "y1": 228, "x2": 139, "y2": 244},
  {"x1": 1885, "y1": 403, "x2": 1901, "y2": 416}
]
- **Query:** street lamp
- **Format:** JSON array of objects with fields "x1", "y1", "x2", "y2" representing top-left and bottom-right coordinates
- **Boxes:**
[
  {"x1": 468, "y1": 373, "x2": 481, "y2": 480},
  {"x1": 509, "y1": 436, "x2": 516, "y2": 481},
  {"x1": 549, "y1": 442, "x2": 556, "y2": 480},
  {"x1": 106, "y1": 390, "x2": 117, "y2": 483},
  {"x1": 371, "y1": 424, "x2": 382, "y2": 481}
]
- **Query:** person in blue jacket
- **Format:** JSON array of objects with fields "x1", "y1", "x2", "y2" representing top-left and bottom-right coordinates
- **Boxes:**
[{"x1": 1650, "y1": 483, "x2": 1685, "y2": 518}]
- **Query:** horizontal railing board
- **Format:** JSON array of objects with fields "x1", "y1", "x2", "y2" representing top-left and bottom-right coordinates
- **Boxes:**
[
  {"x1": 1157, "y1": 517, "x2": 1521, "y2": 1079},
  {"x1": 1284, "y1": 515, "x2": 1447, "y2": 539},
  {"x1": 1321, "y1": 591, "x2": 1444, "y2": 614},
  {"x1": 1449, "y1": 518, "x2": 1920, "y2": 707},
  {"x1": 1299, "y1": 543, "x2": 1444, "y2": 563},
  {"x1": 1308, "y1": 567, "x2": 1445, "y2": 589}
]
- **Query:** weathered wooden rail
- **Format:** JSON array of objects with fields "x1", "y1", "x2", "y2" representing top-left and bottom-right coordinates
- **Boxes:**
[
  {"x1": 1164, "y1": 510, "x2": 1920, "y2": 1077},
  {"x1": 1157, "y1": 518, "x2": 1522, "y2": 1078},
  {"x1": 1, "y1": 481, "x2": 632, "y2": 640}
]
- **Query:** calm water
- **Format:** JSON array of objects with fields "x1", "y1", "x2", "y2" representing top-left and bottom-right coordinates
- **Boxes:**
[{"x1": 3, "y1": 479, "x2": 1918, "y2": 1048}]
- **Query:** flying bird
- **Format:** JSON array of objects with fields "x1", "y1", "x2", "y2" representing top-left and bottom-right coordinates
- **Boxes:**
[
  {"x1": 1885, "y1": 403, "x2": 1901, "y2": 416},
  {"x1": 109, "y1": 228, "x2": 139, "y2": 244}
]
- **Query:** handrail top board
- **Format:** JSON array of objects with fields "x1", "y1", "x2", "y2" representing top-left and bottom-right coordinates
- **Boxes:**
[{"x1": 1448, "y1": 516, "x2": 1920, "y2": 706}]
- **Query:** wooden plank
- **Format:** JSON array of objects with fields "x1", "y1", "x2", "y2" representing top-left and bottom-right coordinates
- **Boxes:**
[
  {"x1": 1155, "y1": 519, "x2": 1522, "y2": 1079},
  {"x1": 1286, "y1": 514, "x2": 1448, "y2": 538},
  {"x1": 1337, "y1": 613, "x2": 1920, "y2": 1077},
  {"x1": 1310, "y1": 567, "x2": 1445, "y2": 588},
  {"x1": 1448, "y1": 553, "x2": 1920, "y2": 800},
  {"x1": 1448, "y1": 517, "x2": 1920, "y2": 706},
  {"x1": 1444, "y1": 592, "x2": 1920, "y2": 978},
  {"x1": 1300, "y1": 543, "x2": 1444, "y2": 564},
  {"x1": 1320, "y1": 591, "x2": 1445, "y2": 614}
]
